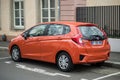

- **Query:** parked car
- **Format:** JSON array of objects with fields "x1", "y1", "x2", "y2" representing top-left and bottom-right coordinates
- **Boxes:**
[{"x1": 9, "y1": 21, "x2": 110, "y2": 72}]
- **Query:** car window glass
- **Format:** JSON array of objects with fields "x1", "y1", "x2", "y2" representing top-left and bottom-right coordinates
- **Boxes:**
[
  {"x1": 63, "y1": 25, "x2": 70, "y2": 34},
  {"x1": 48, "y1": 24, "x2": 70, "y2": 36},
  {"x1": 55, "y1": 25, "x2": 63, "y2": 35},
  {"x1": 48, "y1": 25, "x2": 57, "y2": 35},
  {"x1": 79, "y1": 26, "x2": 103, "y2": 38},
  {"x1": 29, "y1": 24, "x2": 47, "y2": 37}
]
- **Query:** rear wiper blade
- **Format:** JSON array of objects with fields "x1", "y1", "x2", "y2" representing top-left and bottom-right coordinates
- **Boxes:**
[{"x1": 89, "y1": 35, "x2": 104, "y2": 41}]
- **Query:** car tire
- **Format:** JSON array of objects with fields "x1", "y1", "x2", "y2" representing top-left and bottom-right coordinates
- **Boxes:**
[
  {"x1": 57, "y1": 52, "x2": 74, "y2": 72},
  {"x1": 11, "y1": 46, "x2": 22, "y2": 62}
]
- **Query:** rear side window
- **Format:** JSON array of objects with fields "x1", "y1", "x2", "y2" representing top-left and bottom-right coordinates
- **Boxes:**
[
  {"x1": 79, "y1": 26, "x2": 105, "y2": 40},
  {"x1": 48, "y1": 24, "x2": 70, "y2": 36}
]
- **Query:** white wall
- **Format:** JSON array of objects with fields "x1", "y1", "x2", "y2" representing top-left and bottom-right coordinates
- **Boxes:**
[
  {"x1": 86, "y1": 0, "x2": 120, "y2": 6},
  {"x1": 0, "y1": 0, "x2": 38, "y2": 36},
  {"x1": 108, "y1": 38, "x2": 120, "y2": 52}
]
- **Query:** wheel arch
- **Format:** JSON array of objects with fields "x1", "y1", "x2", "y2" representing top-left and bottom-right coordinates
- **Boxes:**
[
  {"x1": 55, "y1": 50, "x2": 73, "y2": 63},
  {"x1": 10, "y1": 44, "x2": 20, "y2": 55}
]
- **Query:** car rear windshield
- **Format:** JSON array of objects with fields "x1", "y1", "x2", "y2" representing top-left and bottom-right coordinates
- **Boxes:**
[{"x1": 78, "y1": 26, "x2": 105, "y2": 40}]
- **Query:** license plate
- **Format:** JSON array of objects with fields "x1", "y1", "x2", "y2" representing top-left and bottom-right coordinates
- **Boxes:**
[{"x1": 91, "y1": 41, "x2": 103, "y2": 45}]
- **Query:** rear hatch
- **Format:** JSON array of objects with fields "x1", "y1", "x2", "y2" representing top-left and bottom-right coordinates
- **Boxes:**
[{"x1": 78, "y1": 26, "x2": 109, "y2": 55}]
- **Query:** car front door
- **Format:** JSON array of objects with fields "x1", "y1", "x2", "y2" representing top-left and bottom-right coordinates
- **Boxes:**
[{"x1": 21, "y1": 24, "x2": 48, "y2": 60}]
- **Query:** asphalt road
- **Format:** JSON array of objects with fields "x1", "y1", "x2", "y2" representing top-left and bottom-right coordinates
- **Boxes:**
[{"x1": 0, "y1": 49, "x2": 120, "y2": 80}]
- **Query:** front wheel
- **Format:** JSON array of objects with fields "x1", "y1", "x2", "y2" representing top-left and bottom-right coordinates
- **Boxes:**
[
  {"x1": 11, "y1": 46, "x2": 22, "y2": 62},
  {"x1": 56, "y1": 52, "x2": 74, "y2": 72}
]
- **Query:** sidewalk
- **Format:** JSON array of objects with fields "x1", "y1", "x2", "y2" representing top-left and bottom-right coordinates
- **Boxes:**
[
  {"x1": 104, "y1": 52, "x2": 120, "y2": 69},
  {"x1": 0, "y1": 41, "x2": 120, "y2": 68},
  {"x1": 0, "y1": 41, "x2": 9, "y2": 47}
]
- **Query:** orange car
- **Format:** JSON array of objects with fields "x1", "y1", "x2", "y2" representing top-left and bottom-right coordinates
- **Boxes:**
[{"x1": 9, "y1": 22, "x2": 110, "y2": 72}]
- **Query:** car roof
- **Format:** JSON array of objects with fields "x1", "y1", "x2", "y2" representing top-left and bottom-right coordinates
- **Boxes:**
[{"x1": 38, "y1": 21, "x2": 97, "y2": 27}]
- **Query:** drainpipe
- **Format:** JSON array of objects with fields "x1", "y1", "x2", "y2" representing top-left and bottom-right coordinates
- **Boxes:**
[{"x1": 58, "y1": 0, "x2": 60, "y2": 21}]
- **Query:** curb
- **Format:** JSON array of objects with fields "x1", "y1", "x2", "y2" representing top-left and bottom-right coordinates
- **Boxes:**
[
  {"x1": 0, "y1": 47, "x2": 8, "y2": 50},
  {"x1": 104, "y1": 61, "x2": 120, "y2": 69}
]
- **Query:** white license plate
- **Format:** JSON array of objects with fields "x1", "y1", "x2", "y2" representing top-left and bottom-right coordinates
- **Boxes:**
[{"x1": 91, "y1": 41, "x2": 103, "y2": 45}]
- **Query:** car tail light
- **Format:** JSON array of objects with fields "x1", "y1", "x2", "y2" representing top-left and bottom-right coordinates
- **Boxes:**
[
  {"x1": 101, "y1": 29, "x2": 108, "y2": 39},
  {"x1": 103, "y1": 32, "x2": 108, "y2": 39},
  {"x1": 72, "y1": 35, "x2": 84, "y2": 46},
  {"x1": 108, "y1": 53, "x2": 110, "y2": 57}
]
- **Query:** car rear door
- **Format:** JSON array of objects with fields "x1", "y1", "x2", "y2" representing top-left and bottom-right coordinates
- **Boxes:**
[{"x1": 38, "y1": 24, "x2": 66, "y2": 62}]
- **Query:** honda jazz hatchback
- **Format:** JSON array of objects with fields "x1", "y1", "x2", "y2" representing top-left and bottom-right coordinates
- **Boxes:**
[{"x1": 9, "y1": 22, "x2": 110, "y2": 72}]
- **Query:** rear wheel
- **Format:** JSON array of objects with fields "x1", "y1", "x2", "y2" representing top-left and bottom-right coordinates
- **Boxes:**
[
  {"x1": 56, "y1": 52, "x2": 74, "y2": 72},
  {"x1": 11, "y1": 46, "x2": 22, "y2": 62}
]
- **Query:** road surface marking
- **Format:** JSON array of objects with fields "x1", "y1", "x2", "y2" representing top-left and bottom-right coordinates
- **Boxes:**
[
  {"x1": 106, "y1": 61, "x2": 120, "y2": 65},
  {"x1": 92, "y1": 72, "x2": 120, "y2": 80},
  {"x1": 16, "y1": 64, "x2": 71, "y2": 78},
  {"x1": 0, "y1": 46, "x2": 8, "y2": 49},
  {"x1": 5, "y1": 61, "x2": 12, "y2": 64},
  {"x1": 80, "y1": 78, "x2": 88, "y2": 80},
  {"x1": 0, "y1": 57, "x2": 10, "y2": 60}
]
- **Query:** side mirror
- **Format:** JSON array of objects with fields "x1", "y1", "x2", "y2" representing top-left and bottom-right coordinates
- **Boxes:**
[{"x1": 23, "y1": 32, "x2": 29, "y2": 40}]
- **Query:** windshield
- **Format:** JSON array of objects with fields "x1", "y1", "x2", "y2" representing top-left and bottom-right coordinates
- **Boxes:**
[{"x1": 79, "y1": 26, "x2": 105, "y2": 40}]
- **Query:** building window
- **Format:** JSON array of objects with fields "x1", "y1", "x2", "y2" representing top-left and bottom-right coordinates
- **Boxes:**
[
  {"x1": 41, "y1": 0, "x2": 56, "y2": 22},
  {"x1": 13, "y1": 0, "x2": 24, "y2": 29}
]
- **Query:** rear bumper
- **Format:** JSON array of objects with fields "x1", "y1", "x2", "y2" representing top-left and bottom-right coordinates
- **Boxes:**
[
  {"x1": 73, "y1": 52, "x2": 110, "y2": 64},
  {"x1": 82, "y1": 54, "x2": 109, "y2": 63}
]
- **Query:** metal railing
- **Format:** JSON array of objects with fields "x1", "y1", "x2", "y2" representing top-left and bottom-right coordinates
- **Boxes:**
[{"x1": 76, "y1": 5, "x2": 120, "y2": 38}]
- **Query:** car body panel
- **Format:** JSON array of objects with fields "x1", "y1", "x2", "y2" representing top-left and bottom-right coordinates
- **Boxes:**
[{"x1": 9, "y1": 21, "x2": 110, "y2": 64}]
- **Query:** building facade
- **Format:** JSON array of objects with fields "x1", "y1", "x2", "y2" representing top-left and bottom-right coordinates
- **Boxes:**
[
  {"x1": 0, "y1": 0, "x2": 120, "y2": 41},
  {"x1": 0, "y1": 0, "x2": 60, "y2": 40}
]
